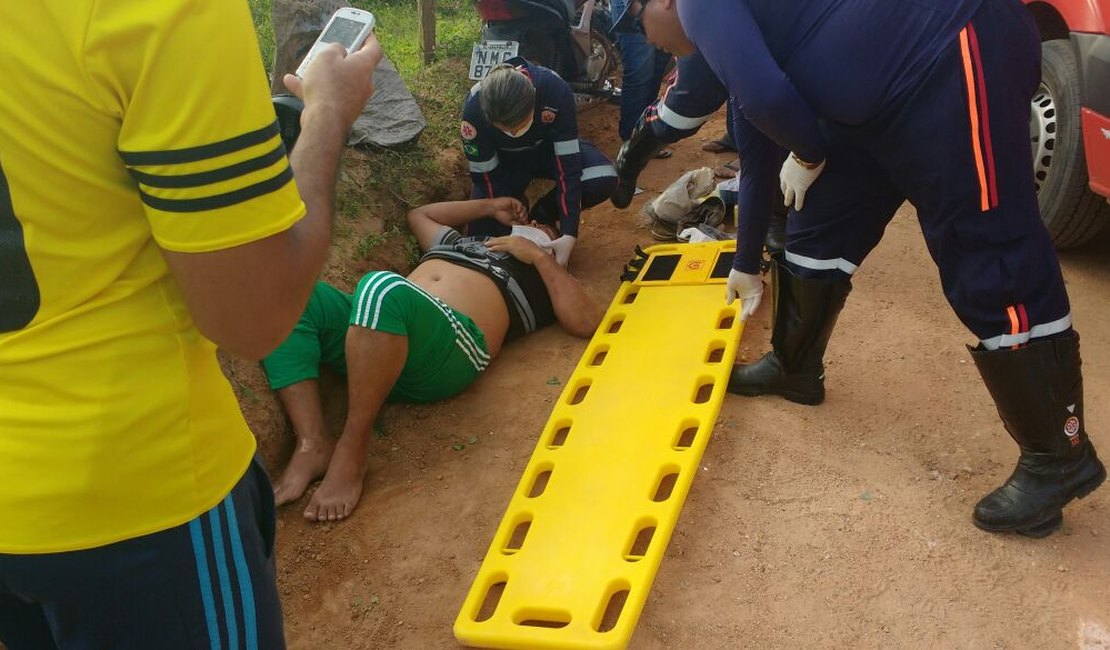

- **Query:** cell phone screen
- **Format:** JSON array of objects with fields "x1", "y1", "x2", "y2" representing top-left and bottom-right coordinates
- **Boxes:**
[{"x1": 321, "y1": 17, "x2": 365, "y2": 47}]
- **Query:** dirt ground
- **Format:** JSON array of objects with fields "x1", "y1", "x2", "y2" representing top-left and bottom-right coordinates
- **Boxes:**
[{"x1": 236, "y1": 104, "x2": 1110, "y2": 649}]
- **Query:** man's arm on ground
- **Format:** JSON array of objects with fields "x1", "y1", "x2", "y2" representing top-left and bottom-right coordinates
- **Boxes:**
[
  {"x1": 406, "y1": 198, "x2": 526, "y2": 250},
  {"x1": 485, "y1": 235, "x2": 601, "y2": 337},
  {"x1": 162, "y1": 41, "x2": 381, "y2": 360},
  {"x1": 533, "y1": 254, "x2": 602, "y2": 338}
]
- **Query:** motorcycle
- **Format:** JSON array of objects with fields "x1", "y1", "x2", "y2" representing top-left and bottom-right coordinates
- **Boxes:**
[{"x1": 470, "y1": 0, "x2": 621, "y2": 99}]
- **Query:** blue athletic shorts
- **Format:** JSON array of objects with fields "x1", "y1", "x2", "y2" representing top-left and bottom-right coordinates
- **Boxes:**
[{"x1": 0, "y1": 457, "x2": 284, "y2": 649}]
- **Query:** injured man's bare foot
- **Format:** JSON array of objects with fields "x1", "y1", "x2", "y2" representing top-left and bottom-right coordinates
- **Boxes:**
[
  {"x1": 273, "y1": 437, "x2": 336, "y2": 507},
  {"x1": 303, "y1": 437, "x2": 369, "y2": 522}
]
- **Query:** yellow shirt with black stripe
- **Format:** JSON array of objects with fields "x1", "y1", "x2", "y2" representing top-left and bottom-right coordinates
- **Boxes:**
[{"x1": 0, "y1": 0, "x2": 306, "y2": 553}]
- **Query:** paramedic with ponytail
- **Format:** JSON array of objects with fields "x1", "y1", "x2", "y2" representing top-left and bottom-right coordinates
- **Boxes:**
[{"x1": 460, "y1": 59, "x2": 619, "y2": 266}]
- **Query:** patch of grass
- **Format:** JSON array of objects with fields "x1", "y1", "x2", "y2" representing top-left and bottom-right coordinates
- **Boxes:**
[
  {"x1": 248, "y1": 0, "x2": 480, "y2": 82},
  {"x1": 404, "y1": 235, "x2": 422, "y2": 267},
  {"x1": 248, "y1": 0, "x2": 275, "y2": 73},
  {"x1": 233, "y1": 380, "x2": 262, "y2": 404},
  {"x1": 249, "y1": 0, "x2": 478, "y2": 262},
  {"x1": 355, "y1": 232, "x2": 389, "y2": 259},
  {"x1": 405, "y1": 58, "x2": 477, "y2": 150},
  {"x1": 355, "y1": 0, "x2": 481, "y2": 80},
  {"x1": 336, "y1": 186, "x2": 363, "y2": 221}
]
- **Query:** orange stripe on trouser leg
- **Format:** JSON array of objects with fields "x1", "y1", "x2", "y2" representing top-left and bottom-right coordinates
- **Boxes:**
[
  {"x1": 1007, "y1": 306, "x2": 1021, "y2": 350},
  {"x1": 958, "y1": 28, "x2": 990, "y2": 212},
  {"x1": 966, "y1": 23, "x2": 999, "y2": 209}
]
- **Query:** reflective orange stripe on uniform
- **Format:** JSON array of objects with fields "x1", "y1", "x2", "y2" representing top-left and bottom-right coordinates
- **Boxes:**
[
  {"x1": 959, "y1": 23, "x2": 999, "y2": 212},
  {"x1": 959, "y1": 27, "x2": 991, "y2": 212}
]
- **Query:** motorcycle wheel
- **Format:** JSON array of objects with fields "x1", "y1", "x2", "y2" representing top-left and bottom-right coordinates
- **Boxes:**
[{"x1": 578, "y1": 9, "x2": 622, "y2": 97}]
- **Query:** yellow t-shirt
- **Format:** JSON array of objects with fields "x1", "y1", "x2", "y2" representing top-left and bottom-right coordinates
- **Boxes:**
[{"x1": 0, "y1": 0, "x2": 306, "y2": 553}]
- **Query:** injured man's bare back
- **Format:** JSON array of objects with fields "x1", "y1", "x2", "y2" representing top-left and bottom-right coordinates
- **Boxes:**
[{"x1": 260, "y1": 198, "x2": 602, "y2": 522}]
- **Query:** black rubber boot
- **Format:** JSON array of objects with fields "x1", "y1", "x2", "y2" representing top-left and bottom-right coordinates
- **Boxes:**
[
  {"x1": 764, "y1": 206, "x2": 787, "y2": 253},
  {"x1": 970, "y1": 332, "x2": 1106, "y2": 538},
  {"x1": 611, "y1": 111, "x2": 667, "y2": 209},
  {"x1": 727, "y1": 255, "x2": 851, "y2": 405}
]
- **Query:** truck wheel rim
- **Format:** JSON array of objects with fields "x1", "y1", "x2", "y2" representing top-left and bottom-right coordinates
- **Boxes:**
[{"x1": 1029, "y1": 85, "x2": 1057, "y2": 194}]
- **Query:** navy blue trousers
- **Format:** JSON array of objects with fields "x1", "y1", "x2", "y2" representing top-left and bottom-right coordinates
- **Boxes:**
[
  {"x1": 611, "y1": 9, "x2": 672, "y2": 141},
  {"x1": 468, "y1": 140, "x2": 618, "y2": 237},
  {"x1": 784, "y1": 0, "x2": 1072, "y2": 349},
  {"x1": 0, "y1": 458, "x2": 284, "y2": 650}
]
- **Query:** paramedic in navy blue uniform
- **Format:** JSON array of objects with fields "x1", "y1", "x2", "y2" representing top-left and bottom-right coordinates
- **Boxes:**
[
  {"x1": 461, "y1": 58, "x2": 619, "y2": 266},
  {"x1": 609, "y1": 50, "x2": 789, "y2": 260},
  {"x1": 610, "y1": 50, "x2": 732, "y2": 209},
  {"x1": 614, "y1": 0, "x2": 1104, "y2": 538}
]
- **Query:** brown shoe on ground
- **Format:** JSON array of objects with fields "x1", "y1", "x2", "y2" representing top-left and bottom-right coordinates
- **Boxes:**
[{"x1": 701, "y1": 137, "x2": 736, "y2": 154}]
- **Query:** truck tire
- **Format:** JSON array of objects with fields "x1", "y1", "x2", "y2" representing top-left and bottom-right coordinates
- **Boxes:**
[{"x1": 1031, "y1": 39, "x2": 1110, "y2": 249}]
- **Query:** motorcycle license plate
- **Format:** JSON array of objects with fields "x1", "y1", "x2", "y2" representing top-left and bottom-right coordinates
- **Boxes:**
[{"x1": 468, "y1": 41, "x2": 520, "y2": 80}]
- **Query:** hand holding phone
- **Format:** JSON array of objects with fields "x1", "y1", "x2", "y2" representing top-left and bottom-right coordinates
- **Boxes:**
[{"x1": 296, "y1": 7, "x2": 376, "y2": 78}]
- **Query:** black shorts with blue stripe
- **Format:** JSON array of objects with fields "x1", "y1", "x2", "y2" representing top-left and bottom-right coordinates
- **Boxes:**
[{"x1": 0, "y1": 457, "x2": 284, "y2": 650}]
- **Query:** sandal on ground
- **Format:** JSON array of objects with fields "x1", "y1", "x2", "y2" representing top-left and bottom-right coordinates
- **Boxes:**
[
  {"x1": 713, "y1": 157, "x2": 740, "y2": 179},
  {"x1": 701, "y1": 137, "x2": 736, "y2": 154}
]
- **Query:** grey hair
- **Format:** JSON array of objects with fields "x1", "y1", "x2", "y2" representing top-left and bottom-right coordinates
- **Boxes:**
[{"x1": 479, "y1": 64, "x2": 536, "y2": 127}]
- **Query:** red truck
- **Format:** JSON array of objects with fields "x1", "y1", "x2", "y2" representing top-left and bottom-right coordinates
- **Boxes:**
[{"x1": 1025, "y1": 0, "x2": 1110, "y2": 247}]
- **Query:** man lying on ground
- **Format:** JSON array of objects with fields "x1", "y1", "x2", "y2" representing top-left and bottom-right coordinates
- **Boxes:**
[{"x1": 261, "y1": 198, "x2": 603, "y2": 522}]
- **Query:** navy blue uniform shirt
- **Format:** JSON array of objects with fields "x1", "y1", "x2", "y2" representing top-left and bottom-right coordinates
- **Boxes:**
[
  {"x1": 461, "y1": 58, "x2": 584, "y2": 236},
  {"x1": 679, "y1": 0, "x2": 985, "y2": 272}
]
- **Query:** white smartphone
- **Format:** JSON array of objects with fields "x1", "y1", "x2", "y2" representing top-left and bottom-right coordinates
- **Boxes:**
[{"x1": 295, "y1": 7, "x2": 376, "y2": 78}]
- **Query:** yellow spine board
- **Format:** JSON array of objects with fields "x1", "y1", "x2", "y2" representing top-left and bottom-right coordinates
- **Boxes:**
[{"x1": 455, "y1": 241, "x2": 744, "y2": 650}]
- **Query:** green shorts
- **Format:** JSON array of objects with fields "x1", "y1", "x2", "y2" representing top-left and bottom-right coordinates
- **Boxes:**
[
  {"x1": 261, "y1": 281, "x2": 351, "y2": 390},
  {"x1": 262, "y1": 273, "x2": 490, "y2": 403},
  {"x1": 350, "y1": 271, "x2": 491, "y2": 402}
]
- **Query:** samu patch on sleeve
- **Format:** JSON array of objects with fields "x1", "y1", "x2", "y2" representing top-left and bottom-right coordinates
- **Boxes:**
[
  {"x1": 541, "y1": 108, "x2": 557, "y2": 124},
  {"x1": 460, "y1": 120, "x2": 478, "y2": 140}
]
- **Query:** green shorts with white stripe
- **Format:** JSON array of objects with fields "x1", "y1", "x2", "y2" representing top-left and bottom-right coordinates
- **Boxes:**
[{"x1": 350, "y1": 271, "x2": 491, "y2": 403}]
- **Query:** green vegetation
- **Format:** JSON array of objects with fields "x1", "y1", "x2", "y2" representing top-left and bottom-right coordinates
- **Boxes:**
[
  {"x1": 248, "y1": 0, "x2": 479, "y2": 80},
  {"x1": 246, "y1": 0, "x2": 483, "y2": 265},
  {"x1": 246, "y1": 0, "x2": 480, "y2": 147},
  {"x1": 357, "y1": 0, "x2": 482, "y2": 80},
  {"x1": 247, "y1": 0, "x2": 276, "y2": 69}
]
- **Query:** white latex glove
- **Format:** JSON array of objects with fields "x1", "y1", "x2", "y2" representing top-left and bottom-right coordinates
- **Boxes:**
[
  {"x1": 551, "y1": 235, "x2": 576, "y2": 267},
  {"x1": 779, "y1": 153, "x2": 826, "y2": 212},
  {"x1": 726, "y1": 268, "x2": 764, "y2": 321}
]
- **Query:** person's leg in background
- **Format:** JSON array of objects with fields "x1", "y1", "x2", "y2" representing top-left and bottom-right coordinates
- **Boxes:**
[
  {"x1": 728, "y1": 139, "x2": 904, "y2": 405},
  {"x1": 530, "y1": 141, "x2": 618, "y2": 228},
  {"x1": 578, "y1": 142, "x2": 620, "y2": 209},
  {"x1": 704, "y1": 98, "x2": 738, "y2": 155},
  {"x1": 712, "y1": 101, "x2": 741, "y2": 178},
  {"x1": 467, "y1": 152, "x2": 533, "y2": 237},
  {"x1": 612, "y1": 0, "x2": 671, "y2": 142}
]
